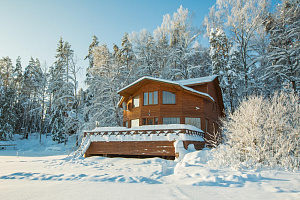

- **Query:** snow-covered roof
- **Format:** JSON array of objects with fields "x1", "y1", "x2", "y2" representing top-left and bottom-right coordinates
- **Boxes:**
[
  {"x1": 175, "y1": 75, "x2": 217, "y2": 86},
  {"x1": 91, "y1": 124, "x2": 203, "y2": 133},
  {"x1": 117, "y1": 76, "x2": 215, "y2": 102}
]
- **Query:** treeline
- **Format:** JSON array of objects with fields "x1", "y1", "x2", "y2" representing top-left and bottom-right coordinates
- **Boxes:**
[
  {"x1": 0, "y1": 0, "x2": 299, "y2": 142},
  {"x1": 0, "y1": 38, "x2": 82, "y2": 142}
]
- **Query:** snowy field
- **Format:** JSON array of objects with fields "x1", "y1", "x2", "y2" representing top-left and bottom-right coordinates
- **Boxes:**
[{"x1": 0, "y1": 134, "x2": 299, "y2": 200}]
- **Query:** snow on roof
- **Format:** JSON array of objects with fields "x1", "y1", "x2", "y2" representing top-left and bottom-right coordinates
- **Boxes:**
[
  {"x1": 175, "y1": 75, "x2": 217, "y2": 86},
  {"x1": 90, "y1": 124, "x2": 203, "y2": 133},
  {"x1": 117, "y1": 76, "x2": 215, "y2": 102}
]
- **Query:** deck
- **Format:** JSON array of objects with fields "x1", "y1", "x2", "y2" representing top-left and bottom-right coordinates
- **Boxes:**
[{"x1": 81, "y1": 124, "x2": 205, "y2": 159}]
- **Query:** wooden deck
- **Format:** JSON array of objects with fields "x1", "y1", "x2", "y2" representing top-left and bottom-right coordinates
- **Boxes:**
[{"x1": 82, "y1": 125, "x2": 205, "y2": 159}]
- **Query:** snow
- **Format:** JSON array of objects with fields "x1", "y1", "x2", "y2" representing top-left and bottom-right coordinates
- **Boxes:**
[
  {"x1": 0, "y1": 133, "x2": 299, "y2": 199},
  {"x1": 175, "y1": 75, "x2": 217, "y2": 86},
  {"x1": 92, "y1": 124, "x2": 203, "y2": 132},
  {"x1": 78, "y1": 124, "x2": 204, "y2": 158},
  {"x1": 117, "y1": 76, "x2": 215, "y2": 102}
]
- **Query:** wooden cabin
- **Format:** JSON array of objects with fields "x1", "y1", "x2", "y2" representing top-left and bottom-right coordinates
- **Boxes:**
[{"x1": 82, "y1": 76, "x2": 224, "y2": 160}]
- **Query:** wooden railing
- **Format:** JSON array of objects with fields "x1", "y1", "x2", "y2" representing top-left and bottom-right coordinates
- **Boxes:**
[{"x1": 84, "y1": 128, "x2": 204, "y2": 138}]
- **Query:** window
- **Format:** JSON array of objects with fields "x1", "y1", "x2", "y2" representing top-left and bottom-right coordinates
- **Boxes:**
[
  {"x1": 163, "y1": 91, "x2": 176, "y2": 104},
  {"x1": 144, "y1": 91, "x2": 158, "y2": 105},
  {"x1": 144, "y1": 93, "x2": 148, "y2": 105},
  {"x1": 185, "y1": 117, "x2": 201, "y2": 129},
  {"x1": 205, "y1": 119, "x2": 209, "y2": 133},
  {"x1": 132, "y1": 95, "x2": 139, "y2": 108},
  {"x1": 163, "y1": 117, "x2": 180, "y2": 124},
  {"x1": 131, "y1": 119, "x2": 139, "y2": 127},
  {"x1": 124, "y1": 121, "x2": 128, "y2": 128},
  {"x1": 142, "y1": 117, "x2": 158, "y2": 125}
]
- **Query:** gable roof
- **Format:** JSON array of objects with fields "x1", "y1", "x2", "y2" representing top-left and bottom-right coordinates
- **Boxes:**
[
  {"x1": 118, "y1": 76, "x2": 218, "y2": 95},
  {"x1": 117, "y1": 76, "x2": 222, "y2": 109}
]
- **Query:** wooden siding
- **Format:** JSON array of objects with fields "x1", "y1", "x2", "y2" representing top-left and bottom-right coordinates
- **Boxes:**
[
  {"x1": 84, "y1": 141, "x2": 176, "y2": 157},
  {"x1": 122, "y1": 81, "x2": 221, "y2": 136}
]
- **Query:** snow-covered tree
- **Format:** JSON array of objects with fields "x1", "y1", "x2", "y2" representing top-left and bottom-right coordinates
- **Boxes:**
[
  {"x1": 204, "y1": 0, "x2": 270, "y2": 97},
  {"x1": 209, "y1": 28, "x2": 240, "y2": 113},
  {"x1": 0, "y1": 57, "x2": 14, "y2": 92},
  {"x1": 0, "y1": 86, "x2": 16, "y2": 140},
  {"x1": 130, "y1": 29, "x2": 158, "y2": 77},
  {"x1": 264, "y1": 0, "x2": 300, "y2": 94},
  {"x1": 49, "y1": 37, "x2": 76, "y2": 143},
  {"x1": 209, "y1": 28, "x2": 229, "y2": 76},
  {"x1": 157, "y1": 5, "x2": 201, "y2": 80},
  {"x1": 210, "y1": 91, "x2": 300, "y2": 170},
  {"x1": 84, "y1": 44, "x2": 123, "y2": 129},
  {"x1": 22, "y1": 58, "x2": 44, "y2": 134}
]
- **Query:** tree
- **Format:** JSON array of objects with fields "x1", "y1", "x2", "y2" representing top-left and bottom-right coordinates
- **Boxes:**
[
  {"x1": 210, "y1": 91, "x2": 300, "y2": 170},
  {"x1": 0, "y1": 57, "x2": 14, "y2": 92},
  {"x1": 209, "y1": 28, "x2": 240, "y2": 113},
  {"x1": 0, "y1": 86, "x2": 16, "y2": 140},
  {"x1": 85, "y1": 35, "x2": 99, "y2": 70},
  {"x1": 22, "y1": 58, "x2": 44, "y2": 134},
  {"x1": 84, "y1": 44, "x2": 123, "y2": 129},
  {"x1": 155, "y1": 5, "x2": 201, "y2": 80},
  {"x1": 264, "y1": 0, "x2": 300, "y2": 94},
  {"x1": 13, "y1": 57, "x2": 24, "y2": 135},
  {"x1": 204, "y1": 0, "x2": 270, "y2": 97},
  {"x1": 130, "y1": 29, "x2": 158, "y2": 77},
  {"x1": 120, "y1": 32, "x2": 135, "y2": 84},
  {"x1": 49, "y1": 37, "x2": 76, "y2": 143}
]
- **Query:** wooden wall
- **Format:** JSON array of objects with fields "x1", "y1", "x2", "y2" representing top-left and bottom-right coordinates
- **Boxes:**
[
  {"x1": 85, "y1": 141, "x2": 175, "y2": 157},
  {"x1": 84, "y1": 140, "x2": 205, "y2": 158},
  {"x1": 122, "y1": 81, "x2": 221, "y2": 135}
]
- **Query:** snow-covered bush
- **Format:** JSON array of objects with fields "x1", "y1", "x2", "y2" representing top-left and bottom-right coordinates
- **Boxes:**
[{"x1": 209, "y1": 92, "x2": 300, "y2": 170}]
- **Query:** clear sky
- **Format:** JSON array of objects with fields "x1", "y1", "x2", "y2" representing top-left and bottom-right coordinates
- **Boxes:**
[
  {"x1": 0, "y1": 0, "x2": 280, "y2": 87},
  {"x1": 0, "y1": 1, "x2": 214, "y2": 66}
]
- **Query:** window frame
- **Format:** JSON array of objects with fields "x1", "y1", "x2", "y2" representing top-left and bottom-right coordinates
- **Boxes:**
[
  {"x1": 162, "y1": 91, "x2": 176, "y2": 104},
  {"x1": 163, "y1": 117, "x2": 180, "y2": 124},
  {"x1": 185, "y1": 117, "x2": 201, "y2": 129},
  {"x1": 143, "y1": 91, "x2": 158, "y2": 105},
  {"x1": 142, "y1": 117, "x2": 158, "y2": 125},
  {"x1": 132, "y1": 95, "x2": 139, "y2": 108}
]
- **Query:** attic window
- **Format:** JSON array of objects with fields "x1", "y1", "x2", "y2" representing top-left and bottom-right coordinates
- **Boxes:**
[{"x1": 144, "y1": 91, "x2": 158, "y2": 105}]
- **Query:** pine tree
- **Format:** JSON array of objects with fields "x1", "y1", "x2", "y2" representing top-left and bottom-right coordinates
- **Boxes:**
[
  {"x1": 85, "y1": 35, "x2": 99, "y2": 70},
  {"x1": 120, "y1": 32, "x2": 135, "y2": 83},
  {"x1": 13, "y1": 57, "x2": 24, "y2": 135},
  {"x1": 22, "y1": 58, "x2": 44, "y2": 134},
  {"x1": 0, "y1": 57, "x2": 14, "y2": 92},
  {"x1": 0, "y1": 57, "x2": 17, "y2": 140},
  {"x1": 265, "y1": 0, "x2": 300, "y2": 94},
  {"x1": 84, "y1": 44, "x2": 123, "y2": 129},
  {"x1": 49, "y1": 37, "x2": 76, "y2": 143}
]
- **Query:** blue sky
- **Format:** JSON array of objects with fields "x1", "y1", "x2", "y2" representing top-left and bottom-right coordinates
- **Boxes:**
[
  {"x1": 0, "y1": 0, "x2": 280, "y2": 87},
  {"x1": 0, "y1": 0, "x2": 214, "y2": 67}
]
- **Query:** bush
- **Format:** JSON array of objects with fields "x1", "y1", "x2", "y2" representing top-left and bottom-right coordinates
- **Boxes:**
[{"x1": 209, "y1": 92, "x2": 300, "y2": 170}]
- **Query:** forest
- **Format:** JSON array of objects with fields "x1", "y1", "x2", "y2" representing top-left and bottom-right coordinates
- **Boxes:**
[{"x1": 0, "y1": 0, "x2": 299, "y2": 146}]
